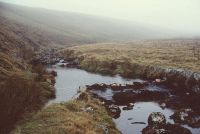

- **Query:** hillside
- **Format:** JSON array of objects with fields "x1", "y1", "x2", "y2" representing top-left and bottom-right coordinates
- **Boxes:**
[{"x1": 0, "y1": 2, "x2": 182, "y2": 47}]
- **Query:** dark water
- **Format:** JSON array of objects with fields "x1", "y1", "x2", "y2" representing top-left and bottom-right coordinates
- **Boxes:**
[
  {"x1": 114, "y1": 102, "x2": 174, "y2": 134},
  {"x1": 47, "y1": 67, "x2": 141, "y2": 104},
  {"x1": 47, "y1": 66, "x2": 200, "y2": 134}
]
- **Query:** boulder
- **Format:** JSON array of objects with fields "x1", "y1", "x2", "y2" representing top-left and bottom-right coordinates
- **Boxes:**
[
  {"x1": 144, "y1": 112, "x2": 191, "y2": 134},
  {"x1": 107, "y1": 104, "x2": 121, "y2": 119},
  {"x1": 148, "y1": 112, "x2": 166, "y2": 127}
]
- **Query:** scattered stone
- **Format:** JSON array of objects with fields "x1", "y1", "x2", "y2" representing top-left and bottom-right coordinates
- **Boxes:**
[
  {"x1": 170, "y1": 109, "x2": 200, "y2": 128},
  {"x1": 81, "y1": 107, "x2": 94, "y2": 113},
  {"x1": 97, "y1": 124, "x2": 109, "y2": 134},
  {"x1": 192, "y1": 85, "x2": 200, "y2": 94}
]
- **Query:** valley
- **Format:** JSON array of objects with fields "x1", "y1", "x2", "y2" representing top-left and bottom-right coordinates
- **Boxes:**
[{"x1": 0, "y1": 1, "x2": 200, "y2": 134}]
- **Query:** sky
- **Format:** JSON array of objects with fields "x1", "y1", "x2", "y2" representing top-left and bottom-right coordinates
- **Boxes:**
[{"x1": 1, "y1": 0, "x2": 200, "y2": 34}]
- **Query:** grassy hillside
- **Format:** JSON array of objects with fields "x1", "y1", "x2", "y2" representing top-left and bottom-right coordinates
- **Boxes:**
[
  {"x1": 0, "y1": 2, "x2": 183, "y2": 47},
  {"x1": 0, "y1": 10, "x2": 56, "y2": 133}
]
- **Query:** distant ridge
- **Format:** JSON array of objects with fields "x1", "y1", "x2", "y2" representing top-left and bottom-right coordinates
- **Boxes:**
[{"x1": 0, "y1": 2, "x2": 182, "y2": 46}]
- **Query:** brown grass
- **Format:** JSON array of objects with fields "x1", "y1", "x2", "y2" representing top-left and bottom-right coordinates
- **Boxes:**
[
  {"x1": 64, "y1": 39, "x2": 200, "y2": 72},
  {"x1": 12, "y1": 92, "x2": 120, "y2": 134}
]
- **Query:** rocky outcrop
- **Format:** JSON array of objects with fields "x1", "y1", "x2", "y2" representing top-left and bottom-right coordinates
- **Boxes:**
[{"x1": 133, "y1": 64, "x2": 200, "y2": 94}]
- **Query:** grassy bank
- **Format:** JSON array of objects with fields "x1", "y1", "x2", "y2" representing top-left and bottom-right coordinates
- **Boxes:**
[
  {"x1": 12, "y1": 92, "x2": 120, "y2": 134},
  {"x1": 0, "y1": 64, "x2": 55, "y2": 133},
  {"x1": 63, "y1": 40, "x2": 200, "y2": 73},
  {"x1": 0, "y1": 34, "x2": 55, "y2": 132}
]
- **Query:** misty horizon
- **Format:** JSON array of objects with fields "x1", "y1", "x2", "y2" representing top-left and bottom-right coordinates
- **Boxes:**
[{"x1": 0, "y1": 0, "x2": 200, "y2": 36}]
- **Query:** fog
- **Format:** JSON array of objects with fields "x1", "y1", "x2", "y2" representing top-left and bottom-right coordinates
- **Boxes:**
[{"x1": 1, "y1": 0, "x2": 200, "y2": 36}]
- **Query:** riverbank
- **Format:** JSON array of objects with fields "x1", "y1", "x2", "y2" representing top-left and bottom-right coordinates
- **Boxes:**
[
  {"x1": 60, "y1": 41, "x2": 200, "y2": 93},
  {"x1": 0, "y1": 39, "x2": 56, "y2": 133},
  {"x1": 12, "y1": 91, "x2": 121, "y2": 134}
]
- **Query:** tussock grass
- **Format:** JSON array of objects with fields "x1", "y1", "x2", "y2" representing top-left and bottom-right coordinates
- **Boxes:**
[
  {"x1": 13, "y1": 92, "x2": 120, "y2": 134},
  {"x1": 64, "y1": 40, "x2": 200, "y2": 72}
]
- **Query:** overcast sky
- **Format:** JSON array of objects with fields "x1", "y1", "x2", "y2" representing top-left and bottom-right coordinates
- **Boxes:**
[{"x1": 1, "y1": 0, "x2": 200, "y2": 34}]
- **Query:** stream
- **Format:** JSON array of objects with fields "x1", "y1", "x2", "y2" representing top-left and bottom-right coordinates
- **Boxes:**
[{"x1": 47, "y1": 66, "x2": 200, "y2": 134}]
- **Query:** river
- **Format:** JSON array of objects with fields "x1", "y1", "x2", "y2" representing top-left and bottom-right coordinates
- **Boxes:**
[{"x1": 47, "y1": 66, "x2": 200, "y2": 134}]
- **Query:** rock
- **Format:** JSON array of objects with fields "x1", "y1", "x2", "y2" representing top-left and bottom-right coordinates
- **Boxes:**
[
  {"x1": 148, "y1": 112, "x2": 166, "y2": 127},
  {"x1": 170, "y1": 109, "x2": 191, "y2": 123},
  {"x1": 97, "y1": 124, "x2": 109, "y2": 134},
  {"x1": 131, "y1": 122, "x2": 146, "y2": 125},
  {"x1": 192, "y1": 85, "x2": 200, "y2": 94},
  {"x1": 81, "y1": 106, "x2": 94, "y2": 113},
  {"x1": 89, "y1": 83, "x2": 107, "y2": 90},
  {"x1": 46, "y1": 78, "x2": 52, "y2": 84},
  {"x1": 113, "y1": 90, "x2": 167, "y2": 105},
  {"x1": 154, "y1": 78, "x2": 167, "y2": 85},
  {"x1": 110, "y1": 83, "x2": 123, "y2": 90},
  {"x1": 133, "y1": 82, "x2": 146, "y2": 89},
  {"x1": 155, "y1": 79, "x2": 162, "y2": 83},
  {"x1": 144, "y1": 109, "x2": 192, "y2": 134},
  {"x1": 51, "y1": 70, "x2": 57, "y2": 77},
  {"x1": 113, "y1": 91, "x2": 136, "y2": 104},
  {"x1": 186, "y1": 92, "x2": 190, "y2": 95},
  {"x1": 59, "y1": 64, "x2": 65, "y2": 67},
  {"x1": 142, "y1": 126, "x2": 168, "y2": 134},
  {"x1": 122, "y1": 106, "x2": 133, "y2": 110},
  {"x1": 128, "y1": 118, "x2": 133, "y2": 120},
  {"x1": 143, "y1": 123, "x2": 192, "y2": 134},
  {"x1": 128, "y1": 103, "x2": 134, "y2": 107},
  {"x1": 122, "y1": 102, "x2": 134, "y2": 110},
  {"x1": 160, "y1": 103, "x2": 166, "y2": 109},
  {"x1": 107, "y1": 104, "x2": 121, "y2": 119},
  {"x1": 170, "y1": 109, "x2": 200, "y2": 127}
]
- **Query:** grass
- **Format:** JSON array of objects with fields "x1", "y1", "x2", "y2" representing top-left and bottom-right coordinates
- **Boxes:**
[
  {"x1": 0, "y1": 41, "x2": 55, "y2": 133},
  {"x1": 63, "y1": 39, "x2": 200, "y2": 73},
  {"x1": 12, "y1": 92, "x2": 120, "y2": 134}
]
